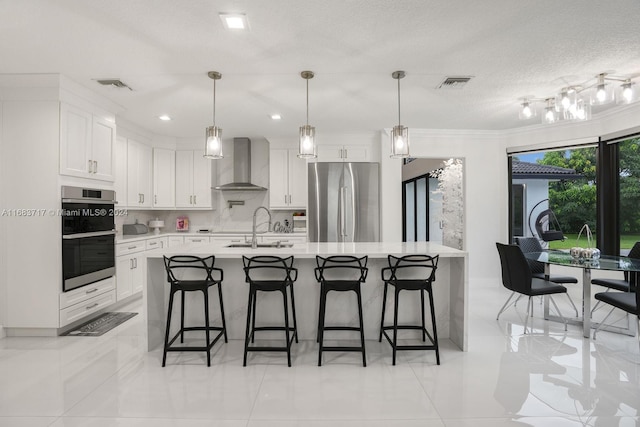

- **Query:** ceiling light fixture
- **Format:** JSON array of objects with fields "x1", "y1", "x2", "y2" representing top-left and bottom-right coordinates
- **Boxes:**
[
  {"x1": 517, "y1": 71, "x2": 638, "y2": 124},
  {"x1": 298, "y1": 71, "x2": 316, "y2": 159},
  {"x1": 204, "y1": 71, "x2": 223, "y2": 159},
  {"x1": 158, "y1": 115, "x2": 172, "y2": 121},
  {"x1": 518, "y1": 99, "x2": 536, "y2": 120},
  {"x1": 271, "y1": 114, "x2": 282, "y2": 120},
  {"x1": 219, "y1": 13, "x2": 249, "y2": 30},
  {"x1": 390, "y1": 70, "x2": 409, "y2": 159},
  {"x1": 543, "y1": 98, "x2": 559, "y2": 124}
]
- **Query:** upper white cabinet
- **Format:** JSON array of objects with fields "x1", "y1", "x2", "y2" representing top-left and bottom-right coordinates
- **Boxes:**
[
  {"x1": 127, "y1": 140, "x2": 153, "y2": 208},
  {"x1": 59, "y1": 103, "x2": 116, "y2": 181},
  {"x1": 175, "y1": 150, "x2": 212, "y2": 209},
  {"x1": 316, "y1": 144, "x2": 371, "y2": 162},
  {"x1": 269, "y1": 149, "x2": 307, "y2": 209},
  {"x1": 114, "y1": 136, "x2": 128, "y2": 206},
  {"x1": 153, "y1": 148, "x2": 175, "y2": 208}
]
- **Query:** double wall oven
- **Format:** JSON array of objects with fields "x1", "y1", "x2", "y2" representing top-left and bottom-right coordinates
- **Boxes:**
[{"x1": 62, "y1": 186, "x2": 116, "y2": 292}]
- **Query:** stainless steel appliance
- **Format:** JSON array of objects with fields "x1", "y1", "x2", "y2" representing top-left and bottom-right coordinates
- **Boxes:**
[
  {"x1": 61, "y1": 186, "x2": 116, "y2": 292},
  {"x1": 308, "y1": 162, "x2": 380, "y2": 242}
]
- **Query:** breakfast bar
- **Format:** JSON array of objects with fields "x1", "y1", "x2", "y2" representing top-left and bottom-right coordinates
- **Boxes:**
[{"x1": 144, "y1": 241, "x2": 468, "y2": 352}]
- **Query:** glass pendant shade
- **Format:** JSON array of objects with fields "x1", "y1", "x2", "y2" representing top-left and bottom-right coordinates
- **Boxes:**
[
  {"x1": 298, "y1": 71, "x2": 317, "y2": 159},
  {"x1": 617, "y1": 81, "x2": 637, "y2": 104},
  {"x1": 590, "y1": 75, "x2": 615, "y2": 105},
  {"x1": 542, "y1": 99, "x2": 559, "y2": 124},
  {"x1": 566, "y1": 98, "x2": 591, "y2": 121},
  {"x1": 204, "y1": 126, "x2": 223, "y2": 159},
  {"x1": 390, "y1": 70, "x2": 409, "y2": 159},
  {"x1": 391, "y1": 125, "x2": 409, "y2": 158},
  {"x1": 518, "y1": 101, "x2": 537, "y2": 120},
  {"x1": 298, "y1": 125, "x2": 316, "y2": 158},
  {"x1": 556, "y1": 89, "x2": 577, "y2": 112}
]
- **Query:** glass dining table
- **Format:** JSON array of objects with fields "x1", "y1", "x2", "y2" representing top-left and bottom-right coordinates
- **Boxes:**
[{"x1": 525, "y1": 250, "x2": 640, "y2": 338}]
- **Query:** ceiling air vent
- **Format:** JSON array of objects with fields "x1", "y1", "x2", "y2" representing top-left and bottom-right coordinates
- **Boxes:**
[
  {"x1": 96, "y1": 79, "x2": 133, "y2": 91},
  {"x1": 436, "y1": 76, "x2": 473, "y2": 90}
]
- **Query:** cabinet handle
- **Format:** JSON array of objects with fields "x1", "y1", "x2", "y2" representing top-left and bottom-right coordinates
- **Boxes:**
[
  {"x1": 88, "y1": 160, "x2": 93, "y2": 173},
  {"x1": 86, "y1": 303, "x2": 99, "y2": 310},
  {"x1": 127, "y1": 246, "x2": 136, "y2": 250},
  {"x1": 130, "y1": 259, "x2": 134, "y2": 269},
  {"x1": 154, "y1": 195, "x2": 157, "y2": 204},
  {"x1": 344, "y1": 148, "x2": 347, "y2": 158},
  {"x1": 93, "y1": 160, "x2": 98, "y2": 173},
  {"x1": 85, "y1": 288, "x2": 98, "y2": 294},
  {"x1": 134, "y1": 258, "x2": 138, "y2": 268},
  {"x1": 189, "y1": 195, "x2": 193, "y2": 204},
  {"x1": 340, "y1": 149, "x2": 344, "y2": 159},
  {"x1": 141, "y1": 194, "x2": 145, "y2": 204},
  {"x1": 193, "y1": 195, "x2": 196, "y2": 205}
]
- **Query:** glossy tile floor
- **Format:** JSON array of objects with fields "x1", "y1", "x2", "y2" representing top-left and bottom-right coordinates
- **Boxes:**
[{"x1": 1, "y1": 283, "x2": 639, "y2": 427}]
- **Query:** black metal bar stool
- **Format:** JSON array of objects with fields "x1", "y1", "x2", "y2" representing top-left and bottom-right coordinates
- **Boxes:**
[
  {"x1": 162, "y1": 255, "x2": 227, "y2": 367},
  {"x1": 242, "y1": 255, "x2": 298, "y2": 367},
  {"x1": 315, "y1": 255, "x2": 369, "y2": 366},
  {"x1": 379, "y1": 254, "x2": 440, "y2": 365}
]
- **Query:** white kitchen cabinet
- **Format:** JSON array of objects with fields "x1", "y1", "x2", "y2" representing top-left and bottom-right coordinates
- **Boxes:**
[
  {"x1": 59, "y1": 102, "x2": 116, "y2": 181},
  {"x1": 176, "y1": 150, "x2": 212, "y2": 208},
  {"x1": 59, "y1": 277, "x2": 116, "y2": 327},
  {"x1": 114, "y1": 136, "x2": 128, "y2": 206},
  {"x1": 269, "y1": 149, "x2": 307, "y2": 209},
  {"x1": 316, "y1": 144, "x2": 371, "y2": 162},
  {"x1": 116, "y1": 241, "x2": 146, "y2": 301},
  {"x1": 211, "y1": 235, "x2": 248, "y2": 246},
  {"x1": 145, "y1": 236, "x2": 168, "y2": 251},
  {"x1": 262, "y1": 235, "x2": 307, "y2": 244},
  {"x1": 153, "y1": 148, "x2": 175, "y2": 208},
  {"x1": 126, "y1": 139, "x2": 153, "y2": 208},
  {"x1": 184, "y1": 236, "x2": 211, "y2": 245},
  {"x1": 168, "y1": 236, "x2": 185, "y2": 247}
]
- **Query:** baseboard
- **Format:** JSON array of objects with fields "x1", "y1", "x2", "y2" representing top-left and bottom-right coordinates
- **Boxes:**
[{"x1": 5, "y1": 327, "x2": 59, "y2": 337}]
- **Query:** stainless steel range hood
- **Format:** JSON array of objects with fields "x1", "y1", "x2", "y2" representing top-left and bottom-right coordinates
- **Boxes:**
[{"x1": 213, "y1": 137, "x2": 267, "y2": 191}]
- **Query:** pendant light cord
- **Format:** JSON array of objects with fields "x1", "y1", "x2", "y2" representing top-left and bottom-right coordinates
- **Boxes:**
[
  {"x1": 213, "y1": 78, "x2": 217, "y2": 126},
  {"x1": 306, "y1": 78, "x2": 309, "y2": 126},
  {"x1": 397, "y1": 76, "x2": 401, "y2": 126}
]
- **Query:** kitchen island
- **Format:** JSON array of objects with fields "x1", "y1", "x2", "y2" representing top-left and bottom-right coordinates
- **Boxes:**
[{"x1": 144, "y1": 241, "x2": 468, "y2": 352}]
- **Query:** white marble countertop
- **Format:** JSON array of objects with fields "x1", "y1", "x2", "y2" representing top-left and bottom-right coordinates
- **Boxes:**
[{"x1": 145, "y1": 241, "x2": 467, "y2": 259}]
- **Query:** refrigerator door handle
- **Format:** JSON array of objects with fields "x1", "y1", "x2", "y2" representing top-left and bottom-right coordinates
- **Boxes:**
[{"x1": 339, "y1": 186, "x2": 346, "y2": 237}]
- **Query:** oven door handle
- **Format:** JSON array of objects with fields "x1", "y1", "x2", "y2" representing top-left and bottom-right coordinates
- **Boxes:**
[
  {"x1": 61, "y1": 198, "x2": 115, "y2": 204},
  {"x1": 62, "y1": 230, "x2": 116, "y2": 239}
]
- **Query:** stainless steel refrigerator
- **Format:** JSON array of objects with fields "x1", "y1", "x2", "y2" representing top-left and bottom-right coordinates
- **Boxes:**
[{"x1": 308, "y1": 162, "x2": 380, "y2": 242}]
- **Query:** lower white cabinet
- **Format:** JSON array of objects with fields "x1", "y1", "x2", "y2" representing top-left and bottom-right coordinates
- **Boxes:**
[
  {"x1": 262, "y1": 235, "x2": 307, "y2": 244},
  {"x1": 116, "y1": 241, "x2": 146, "y2": 301},
  {"x1": 59, "y1": 277, "x2": 116, "y2": 327},
  {"x1": 184, "y1": 236, "x2": 211, "y2": 245},
  {"x1": 168, "y1": 236, "x2": 185, "y2": 247}
]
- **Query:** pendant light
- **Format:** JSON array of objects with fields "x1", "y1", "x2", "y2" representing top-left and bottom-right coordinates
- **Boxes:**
[
  {"x1": 298, "y1": 71, "x2": 316, "y2": 159},
  {"x1": 390, "y1": 70, "x2": 409, "y2": 159},
  {"x1": 204, "y1": 71, "x2": 223, "y2": 159}
]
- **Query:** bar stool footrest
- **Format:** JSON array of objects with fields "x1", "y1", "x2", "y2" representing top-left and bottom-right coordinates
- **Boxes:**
[{"x1": 166, "y1": 328, "x2": 225, "y2": 351}]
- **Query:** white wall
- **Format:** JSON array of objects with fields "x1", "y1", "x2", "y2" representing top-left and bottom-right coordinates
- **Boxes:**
[{"x1": 381, "y1": 129, "x2": 506, "y2": 286}]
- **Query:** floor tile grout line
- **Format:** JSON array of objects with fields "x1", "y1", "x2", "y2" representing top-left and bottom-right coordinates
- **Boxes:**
[{"x1": 245, "y1": 360, "x2": 269, "y2": 423}]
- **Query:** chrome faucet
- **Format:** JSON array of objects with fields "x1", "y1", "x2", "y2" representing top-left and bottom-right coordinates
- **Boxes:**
[{"x1": 252, "y1": 206, "x2": 272, "y2": 248}]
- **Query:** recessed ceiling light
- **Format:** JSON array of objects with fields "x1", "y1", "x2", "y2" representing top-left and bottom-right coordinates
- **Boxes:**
[
  {"x1": 158, "y1": 115, "x2": 172, "y2": 121},
  {"x1": 270, "y1": 114, "x2": 282, "y2": 120},
  {"x1": 220, "y1": 13, "x2": 249, "y2": 30}
]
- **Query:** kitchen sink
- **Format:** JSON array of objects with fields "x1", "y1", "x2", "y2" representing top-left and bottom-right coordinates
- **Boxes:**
[{"x1": 226, "y1": 241, "x2": 294, "y2": 249}]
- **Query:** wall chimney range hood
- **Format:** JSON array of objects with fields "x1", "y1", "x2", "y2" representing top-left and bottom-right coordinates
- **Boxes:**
[{"x1": 213, "y1": 137, "x2": 267, "y2": 191}]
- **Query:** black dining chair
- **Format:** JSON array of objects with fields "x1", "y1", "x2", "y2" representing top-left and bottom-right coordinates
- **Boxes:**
[
  {"x1": 591, "y1": 241, "x2": 640, "y2": 315},
  {"x1": 379, "y1": 254, "x2": 440, "y2": 365},
  {"x1": 315, "y1": 255, "x2": 369, "y2": 367},
  {"x1": 242, "y1": 255, "x2": 298, "y2": 367},
  {"x1": 592, "y1": 287, "x2": 639, "y2": 342},
  {"x1": 495, "y1": 243, "x2": 569, "y2": 332},
  {"x1": 515, "y1": 236, "x2": 579, "y2": 317},
  {"x1": 162, "y1": 255, "x2": 227, "y2": 367}
]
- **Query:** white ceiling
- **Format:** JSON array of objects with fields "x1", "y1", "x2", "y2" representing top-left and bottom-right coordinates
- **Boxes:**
[{"x1": 1, "y1": 0, "x2": 640, "y2": 141}]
